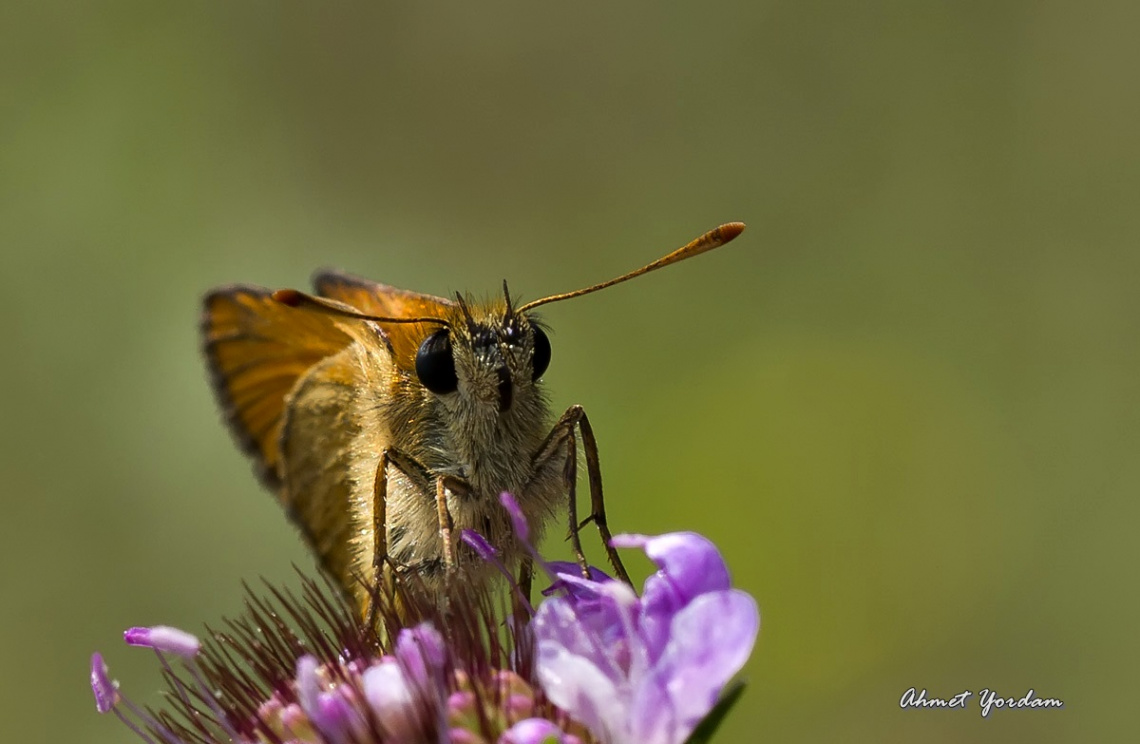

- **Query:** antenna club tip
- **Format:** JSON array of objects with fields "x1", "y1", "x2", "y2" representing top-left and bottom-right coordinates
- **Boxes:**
[
  {"x1": 718, "y1": 222, "x2": 746, "y2": 242},
  {"x1": 272, "y1": 288, "x2": 303, "y2": 306}
]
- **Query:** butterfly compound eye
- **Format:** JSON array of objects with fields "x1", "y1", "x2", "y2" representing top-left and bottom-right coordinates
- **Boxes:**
[
  {"x1": 416, "y1": 329, "x2": 459, "y2": 394},
  {"x1": 531, "y1": 326, "x2": 551, "y2": 380}
]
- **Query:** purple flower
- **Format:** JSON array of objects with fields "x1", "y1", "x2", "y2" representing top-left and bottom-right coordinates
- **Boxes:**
[{"x1": 533, "y1": 532, "x2": 759, "y2": 744}]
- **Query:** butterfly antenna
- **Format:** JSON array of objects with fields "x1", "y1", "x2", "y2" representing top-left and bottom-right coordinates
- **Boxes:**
[
  {"x1": 454, "y1": 293, "x2": 479, "y2": 335},
  {"x1": 518, "y1": 222, "x2": 745, "y2": 312},
  {"x1": 502, "y1": 279, "x2": 514, "y2": 317}
]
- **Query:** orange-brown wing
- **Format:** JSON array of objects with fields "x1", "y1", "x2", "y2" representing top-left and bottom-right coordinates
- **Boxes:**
[
  {"x1": 313, "y1": 269, "x2": 454, "y2": 370},
  {"x1": 202, "y1": 285, "x2": 352, "y2": 487}
]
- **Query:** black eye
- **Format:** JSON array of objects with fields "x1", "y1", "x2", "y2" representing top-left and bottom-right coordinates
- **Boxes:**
[
  {"x1": 531, "y1": 326, "x2": 551, "y2": 380},
  {"x1": 416, "y1": 330, "x2": 458, "y2": 394}
]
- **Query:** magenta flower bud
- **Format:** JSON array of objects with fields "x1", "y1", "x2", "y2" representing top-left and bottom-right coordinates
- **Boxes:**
[
  {"x1": 294, "y1": 654, "x2": 321, "y2": 718},
  {"x1": 89, "y1": 653, "x2": 118, "y2": 714},
  {"x1": 450, "y1": 728, "x2": 482, "y2": 744},
  {"x1": 395, "y1": 622, "x2": 446, "y2": 686},
  {"x1": 315, "y1": 690, "x2": 357, "y2": 744},
  {"x1": 277, "y1": 703, "x2": 310, "y2": 738},
  {"x1": 123, "y1": 625, "x2": 201, "y2": 658},
  {"x1": 362, "y1": 659, "x2": 422, "y2": 740},
  {"x1": 499, "y1": 718, "x2": 577, "y2": 744},
  {"x1": 447, "y1": 689, "x2": 477, "y2": 714}
]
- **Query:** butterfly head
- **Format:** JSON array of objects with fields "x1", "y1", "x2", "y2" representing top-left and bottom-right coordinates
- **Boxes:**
[{"x1": 416, "y1": 285, "x2": 550, "y2": 415}]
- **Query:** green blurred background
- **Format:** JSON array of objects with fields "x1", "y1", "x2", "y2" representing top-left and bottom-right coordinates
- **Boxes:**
[{"x1": 2, "y1": 2, "x2": 1136, "y2": 741}]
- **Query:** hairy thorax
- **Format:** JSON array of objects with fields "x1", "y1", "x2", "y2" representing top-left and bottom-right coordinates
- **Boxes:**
[{"x1": 344, "y1": 340, "x2": 566, "y2": 591}]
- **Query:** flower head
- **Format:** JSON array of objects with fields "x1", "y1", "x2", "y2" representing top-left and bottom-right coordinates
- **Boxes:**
[
  {"x1": 89, "y1": 501, "x2": 758, "y2": 744},
  {"x1": 91, "y1": 574, "x2": 583, "y2": 744}
]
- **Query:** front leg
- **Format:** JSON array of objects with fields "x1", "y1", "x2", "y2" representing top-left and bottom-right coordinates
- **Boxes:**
[
  {"x1": 371, "y1": 448, "x2": 426, "y2": 585},
  {"x1": 531, "y1": 405, "x2": 632, "y2": 585},
  {"x1": 367, "y1": 448, "x2": 468, "y2": 621},
  {"x1": 575, "y1": 412, "x2": 629, "y2": 583}
]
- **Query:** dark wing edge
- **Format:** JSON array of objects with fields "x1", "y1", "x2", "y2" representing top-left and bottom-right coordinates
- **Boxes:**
[{"x1": 200, "y1": 284, "x2": 351, "y2": 489}]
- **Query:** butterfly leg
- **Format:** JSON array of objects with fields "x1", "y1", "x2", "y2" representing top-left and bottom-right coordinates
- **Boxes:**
[
  {"x1": 575, "y1": 410, "x2": 631, "y2": 585},
  {"x1": 530, "y1": 406, "x2": 588, "y2": 575},
  {"x1": 366, "y1": 447, "x2": 433, "y2": 624},
  {"x1": 435, "y1": 476, "x2": 455, "y2": 571},
  {"x1": 367, "y1": 448, "x2": 397, "y2": 624},
  {"x1": 562, "y1": 417, "x2": 588, "y2": 576},
  {"x1": 532, "y1": 405, "x2": 632, "y2": 585}
]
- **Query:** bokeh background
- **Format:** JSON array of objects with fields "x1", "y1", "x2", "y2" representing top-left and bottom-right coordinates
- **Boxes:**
[{"x1": 2, "y1": 2, "x2": 1136, "y2": 742}]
